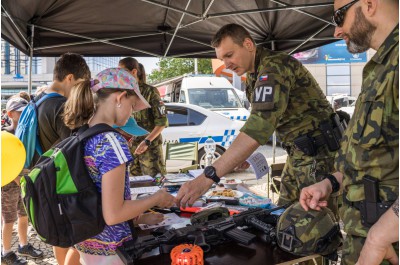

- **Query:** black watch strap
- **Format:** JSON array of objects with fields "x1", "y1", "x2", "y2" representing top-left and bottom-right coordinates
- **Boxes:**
[
  {"x1": 144, "y1": 139, "x2": 151, "y2": 146},
  {"x1": 323, "y1": 174, "x2": 340, "y2": 193},
  {"x1": 204, "y1": 166, "x2": 220, "y2": 183}
]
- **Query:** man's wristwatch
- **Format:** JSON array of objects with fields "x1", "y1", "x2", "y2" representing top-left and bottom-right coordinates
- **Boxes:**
[
  {"x1": 322, "y1": 174, "x2": 340, "y2": 193},
  {"x1": 144, "y1": 139, "x2": 151, "y2": 146},
  {"x1": 204, "y1": 166, "x2": 220, "y2": 183}
]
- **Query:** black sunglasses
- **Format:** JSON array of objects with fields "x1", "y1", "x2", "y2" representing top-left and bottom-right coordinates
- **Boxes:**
[{"x1": 332, "y1": 0, "x2": 359, "y2": 27}]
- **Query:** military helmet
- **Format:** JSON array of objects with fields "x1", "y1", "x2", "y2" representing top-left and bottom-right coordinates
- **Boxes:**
[{"x1": 276, "y1": 202, "x2": 342, "y2": 257}]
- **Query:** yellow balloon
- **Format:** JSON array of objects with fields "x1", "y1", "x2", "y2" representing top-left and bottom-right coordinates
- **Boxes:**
[{"x1": 1, "y1": 131, "x2": 26, "y2": 187}]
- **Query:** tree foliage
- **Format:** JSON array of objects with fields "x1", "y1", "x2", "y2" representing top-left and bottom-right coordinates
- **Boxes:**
[{"x1": 148, "y1": 58, "x2": 212, "y2": 84}]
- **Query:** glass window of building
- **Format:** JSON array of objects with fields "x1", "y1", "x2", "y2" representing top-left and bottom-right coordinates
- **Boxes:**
[{"x1": 326, "y1": 64, "x2": 351, "y2": 95}]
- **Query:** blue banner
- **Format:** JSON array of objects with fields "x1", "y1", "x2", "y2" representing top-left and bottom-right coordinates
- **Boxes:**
[{"x1": 292, "y1": 40, "x2": 367, "y2": 64}]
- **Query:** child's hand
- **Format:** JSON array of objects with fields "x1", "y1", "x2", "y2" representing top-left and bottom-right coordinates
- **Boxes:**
[
  {"x1": 154, "y1": 189, "x2": 175, "y2": 208},
  {"x1": 136, "y1": 213, "x2": 164, "y2": 225}
]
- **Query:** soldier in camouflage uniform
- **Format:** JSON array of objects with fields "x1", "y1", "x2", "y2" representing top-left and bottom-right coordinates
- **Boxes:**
[
  {"x1": 119, "y1": 58, "x2": 168, "y2": 177},
  {"x1": 300, "y1": 1, "x2": 399, "y2": 264},
  {"x1": 176, "y1": 24, "x2": 340, "y2": 221}
]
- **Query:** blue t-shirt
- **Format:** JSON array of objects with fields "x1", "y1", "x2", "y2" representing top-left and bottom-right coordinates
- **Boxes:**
[{"x1": 75, "y1": 131, "x2": 133, "y2": 256}]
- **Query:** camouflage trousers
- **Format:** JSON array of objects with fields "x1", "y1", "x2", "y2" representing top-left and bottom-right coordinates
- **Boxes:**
[
  {"x1": 340, "y1": 204, "x2": 399, "y2": 265},
  {"x1": 277, "y1": 145, "x2": 340, "y2": 219},
  {"x1": 129, "y1": 139, "x2": 166, "y2": 178}
]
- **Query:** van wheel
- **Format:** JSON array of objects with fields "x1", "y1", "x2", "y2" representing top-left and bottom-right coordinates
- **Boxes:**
[{"x1": 198, "y1": 146, "x2": 225, "y2": 169}]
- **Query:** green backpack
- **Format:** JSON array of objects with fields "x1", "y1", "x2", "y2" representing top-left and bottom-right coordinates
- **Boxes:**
[
  {"x1": 21, "y1": 124, "x2": 116, "y2": 247},
  {"x1": 276, "y1": 202, "x2": 342, "y2": 259}
]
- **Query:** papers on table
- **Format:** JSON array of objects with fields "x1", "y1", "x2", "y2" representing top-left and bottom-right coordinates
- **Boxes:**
[
  {"x1": 164, "y1": 173, "x2": 193, "y2": 183},
  {"x1": 188, "y1": 169, "x2": 204, "y2": 178},
  {"x1": 130, "y1": 186, "x2": 160, "y2": 195},
  {"x1": 129, "y1": 175, "x2": 153, "y2": 183},
  {"x1": 138, "y1": 213, "x2": 184, "y2": 230},
  {"x1": 246, "y1": 152, "x2": 269, "y2": 180}
]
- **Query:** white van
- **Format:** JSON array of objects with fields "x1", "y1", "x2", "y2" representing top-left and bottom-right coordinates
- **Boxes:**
[
  {"x1": 326, "y1": 94, "x2": 357, "y2": 111},
  {"x1": 156, "y1": 75, "x2": 250, "y2": 121}
]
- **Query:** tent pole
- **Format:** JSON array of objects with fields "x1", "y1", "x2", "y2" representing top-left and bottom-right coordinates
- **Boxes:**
[
  {"x1": 270, "y1": 0, "x2": 333, "y2": 25},
  {"x1": 289, "y1": 24, "x2": 330, "y2": 55},
  {"x1": 28, "y1": 24, "x2": 34, "y2": 95},
  {"x1": 271, "y1": 41, "x2": 277, "y2": 164},
  {"x1": 34, "y1": 32, "x2": 163, "y2": 51},
  {"x1": 1, "y1": 6, "x2": 31, "y2": 49},
  {"x1": 164, "y1": 0, "x2": 192, "y2": 57}
]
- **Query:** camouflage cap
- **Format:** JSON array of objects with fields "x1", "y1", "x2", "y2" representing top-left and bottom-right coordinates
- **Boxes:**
[{"x1": 276, "y1": 202, "x2": 342, "y2": 257}]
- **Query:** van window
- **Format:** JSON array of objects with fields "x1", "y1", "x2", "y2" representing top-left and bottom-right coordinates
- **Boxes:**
[
  {"x1": 187, "y1": 88, "x2": 242, "y2": 109},
  {"x1": 179, "y1": 91, "x2": 186, "y2": 103}
]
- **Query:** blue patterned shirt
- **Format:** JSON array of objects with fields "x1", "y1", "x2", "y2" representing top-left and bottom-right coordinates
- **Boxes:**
[{"x1": 75, "y1": 131, "x2": 133, "y2": 256}]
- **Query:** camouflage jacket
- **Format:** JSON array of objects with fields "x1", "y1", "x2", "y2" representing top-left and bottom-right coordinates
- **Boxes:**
[
  {"x1": 241, "y1": 47, "x2": 334, "y2": 145},
  {"x1": 132, "y1": 82, "x2": 168, "y2": 144},
  {"x1": 335, "y1": 26, "x2": 399, "y2": 202}
]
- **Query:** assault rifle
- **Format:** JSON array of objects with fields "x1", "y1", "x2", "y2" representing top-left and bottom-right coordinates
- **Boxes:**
[{"x1": 116, "y1": 205, "x2": 286, "y2": 265}]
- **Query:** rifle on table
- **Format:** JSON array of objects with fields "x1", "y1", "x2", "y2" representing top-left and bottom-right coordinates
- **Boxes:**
[{"x1": 116, "y1": 205, "x2": 286, "y2": 265}]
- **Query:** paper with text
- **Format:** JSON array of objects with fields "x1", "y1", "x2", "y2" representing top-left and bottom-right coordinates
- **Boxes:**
[
  {"x1": 246, "y1": 152, "x2": 269, "y2": 179},
  {"x1": 138, "y1": 213, "x2": 184, "y2": 230},
  {"x1": 130, "y1": 186, "x2": 160, "y2": 195}
]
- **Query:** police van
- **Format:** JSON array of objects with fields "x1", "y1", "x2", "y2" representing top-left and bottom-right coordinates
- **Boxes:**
[{"x1": 156, "y1": 75, "x2": 250, "y2": 121}]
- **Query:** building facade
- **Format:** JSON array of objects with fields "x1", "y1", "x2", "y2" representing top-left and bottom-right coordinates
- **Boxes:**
[{"x1": 1, "y1": 40, "x2": 121, "y2": 99}]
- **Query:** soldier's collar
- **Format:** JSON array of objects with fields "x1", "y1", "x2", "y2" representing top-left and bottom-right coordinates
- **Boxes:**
[
  {"x1": 372, "y1": 24, "x2": 399, "y2": 65},
  {"x1": 253, "y1": 47, "x2": 263, "y2": 75}
]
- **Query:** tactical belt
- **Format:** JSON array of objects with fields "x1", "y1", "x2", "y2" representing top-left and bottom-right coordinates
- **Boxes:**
[
  {"x1": 343, "y1": 192, "x2": 394, "y2": 228},
  {"x1": 283, "y1": 132, "x2": 331, "y2": 156},
  {"x1": 286, "y1": 113, "x2": 346, "y2": 157}
]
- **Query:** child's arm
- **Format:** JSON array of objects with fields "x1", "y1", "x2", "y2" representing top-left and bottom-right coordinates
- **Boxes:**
[{"x1": 101, "y1": 163, "x2": 174, "y2": 226}]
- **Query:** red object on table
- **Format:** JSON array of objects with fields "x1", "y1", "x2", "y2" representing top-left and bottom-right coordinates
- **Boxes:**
[{"x1": 179, "y1": 207, "x2": 239, "y2": 215}]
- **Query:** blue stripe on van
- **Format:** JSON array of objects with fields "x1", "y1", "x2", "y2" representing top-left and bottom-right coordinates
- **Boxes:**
[{"x1": 178, "y1": 130, "x2": 237, "y2": 147}]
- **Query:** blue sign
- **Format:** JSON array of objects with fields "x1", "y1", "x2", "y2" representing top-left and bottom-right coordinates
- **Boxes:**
[{"x1": 292, "y1": 40, "x2": 367, "y2": 64}]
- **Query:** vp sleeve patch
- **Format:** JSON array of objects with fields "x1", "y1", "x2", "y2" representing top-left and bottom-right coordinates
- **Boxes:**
[{"x1": 252, "y1": 84, "x2": 275, "y2": 111}]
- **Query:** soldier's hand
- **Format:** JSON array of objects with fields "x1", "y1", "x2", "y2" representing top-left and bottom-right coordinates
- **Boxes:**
[
  {"x1": 299, "y1": 179, "x2": 331, "y2": 211},
  {"x1": 134, "y1": 141, "x2": 149, "y2": 155},
  {"x1": 175, "y1": 175, "x2": 214, "y2": 208}
]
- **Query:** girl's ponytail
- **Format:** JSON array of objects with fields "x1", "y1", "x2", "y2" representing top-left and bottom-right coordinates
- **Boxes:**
[{"x1": 63, "y1": 80, "x2": 95, "y2": 129}]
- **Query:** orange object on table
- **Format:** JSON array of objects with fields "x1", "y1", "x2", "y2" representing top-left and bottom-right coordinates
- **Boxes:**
[
  {"x1": 171, "y1": 244, "x2": 203, "y2": 265},
  {"x1": 179, "y1": 207, "x2": 239, "y2": 215}
]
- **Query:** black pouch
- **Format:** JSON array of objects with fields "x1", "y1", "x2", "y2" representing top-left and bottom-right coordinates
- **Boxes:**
[
  {"x1": 293, "y1": 134, "x2": 317, "y2": 156},
  {"x1": 359, "y1": 175, "x2": 393, "y2": 227}
]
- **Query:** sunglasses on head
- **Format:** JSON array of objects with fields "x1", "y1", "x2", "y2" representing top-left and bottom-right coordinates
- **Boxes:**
[{"x1": 332, "y1": 0, "x2": 359, "y2": 27}]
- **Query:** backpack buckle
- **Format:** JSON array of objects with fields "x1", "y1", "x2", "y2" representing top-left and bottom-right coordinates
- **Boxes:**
[{"x1": 50, "y1": 148, "x2": 60, "y2": 159}]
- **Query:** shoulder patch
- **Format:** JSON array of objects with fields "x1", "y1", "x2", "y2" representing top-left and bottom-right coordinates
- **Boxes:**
[
  {"x1": 253, "y1": 84, "x2": 274, "y2": 103},
  {"x1": 158, "y1": 101, "x2": 166, "y2": 115},
  {"x1": 251, "y1": 81, "x2": 275, "y2": 111}
]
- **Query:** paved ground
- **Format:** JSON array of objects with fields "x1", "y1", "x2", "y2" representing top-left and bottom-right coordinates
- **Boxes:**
[{"x1": 7, "y1": 144, "x2": 288, "y2": 265}]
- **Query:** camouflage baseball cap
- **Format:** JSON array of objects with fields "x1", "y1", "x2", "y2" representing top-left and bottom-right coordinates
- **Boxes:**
[{"x1": 276, "y1": 202, "x2": 342, "y2": 257}]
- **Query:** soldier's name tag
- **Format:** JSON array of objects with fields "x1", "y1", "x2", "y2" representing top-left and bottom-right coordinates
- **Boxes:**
[{"x1": 252, "y1": 84, "x2": 274, "y2": 111}]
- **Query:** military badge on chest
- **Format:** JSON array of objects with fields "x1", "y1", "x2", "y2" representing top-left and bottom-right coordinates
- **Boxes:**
[{"x1": 252, "y1": 74, "x2": 275, "y2": 111}]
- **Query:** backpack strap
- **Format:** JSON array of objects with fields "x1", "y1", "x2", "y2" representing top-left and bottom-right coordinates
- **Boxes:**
[
  {"x1": 34, "y1": 92, "x2": 62, "y2": 107},
  {"x1": 77, "y1": 123, "x2": 118, "y2": 141},
  {"x1": 33, "y1": 93, "x2": 63, "y2": 156}
]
